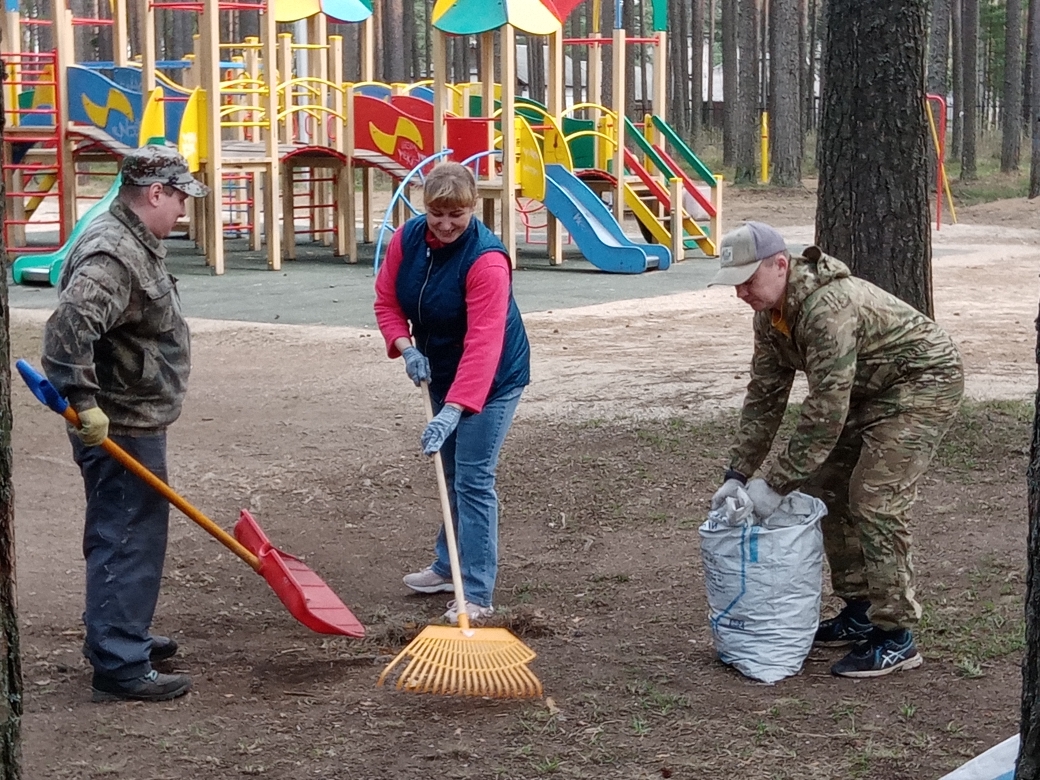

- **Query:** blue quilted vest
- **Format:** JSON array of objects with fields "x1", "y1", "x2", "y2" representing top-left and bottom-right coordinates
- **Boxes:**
[{"x1": 396, "y1": 215, "x2": 530, "y2": 405}]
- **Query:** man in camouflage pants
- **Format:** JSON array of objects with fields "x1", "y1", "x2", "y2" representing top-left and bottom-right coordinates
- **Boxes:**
[
  {"x1": 709, "y1": 221, "x2": 963, "y2": 678},
  {"x1": 42, "y1": 145, "x2": 208, "y2": 701}
]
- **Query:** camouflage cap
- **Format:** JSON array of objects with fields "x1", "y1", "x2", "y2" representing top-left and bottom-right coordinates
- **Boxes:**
[
  {"x1": 708, "y1": 221, "x2": 787, "y2": 286},
  {"x1": 120, "y1": 145, "x2": 209, "y2": 198}
]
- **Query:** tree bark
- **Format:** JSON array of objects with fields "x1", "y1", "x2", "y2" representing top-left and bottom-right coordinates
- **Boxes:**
[
  {"x1": 771, "y1": 0, "x2": 802, "y2": 186},
  {"x1": 1004, "y1": 0, "x2": 1025, "y2": 171},
  {"x1": 0, "y1": 26, "x2": 25, "y2": 772},
  {"x1": 1017, "y1": 302, "x2": 1040, "y2": 780},
  {"x1": 952, "y1": 0, "x2": 964, "y2": 155},
  {"x1": 960, "y1": 0, "x2": 978, "y2": 179},
  {"x1": 1030, "y1": 0, "x2": 1040, "y2": 198},
  {"x1": 927, "y1": 0, "x2": 951, "y2": 96},
  {"x1": 722, "y1": 0, "x2": 738, "y2": 165},
  {"x1": 734, "y1": 0, "x2": 759, "y2": 182},
  {"x1": 690, "y1": 0, "x2": 705, "y2": 145},
  {"x1": 815, "y1": 0, "x2": 934, "y2": 317}
]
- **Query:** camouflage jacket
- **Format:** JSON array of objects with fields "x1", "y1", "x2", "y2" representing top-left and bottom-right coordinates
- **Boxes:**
[
  {"x1": 42, "y1": 199, "x2": 191, "y2": 434},
  {"x1": 730, "y1": 247, "x2": 962, "y2": 494}
]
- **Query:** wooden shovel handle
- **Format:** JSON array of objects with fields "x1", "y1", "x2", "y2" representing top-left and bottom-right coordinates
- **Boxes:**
[
  {"x1": 420, "y1": 382, "x2": 471, "y2": 631},
  {"x1": 61, "y1": 406, "x2": 262, "y2": 572}
]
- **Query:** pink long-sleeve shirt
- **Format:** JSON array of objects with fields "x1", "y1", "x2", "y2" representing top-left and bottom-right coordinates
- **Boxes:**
[{"x1": 374, "y1": 228, "x2": 513, "y2": 413}]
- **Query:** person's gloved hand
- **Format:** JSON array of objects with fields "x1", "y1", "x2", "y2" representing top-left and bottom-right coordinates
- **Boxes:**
[
  {"x1": 75, "y1": 407, "x2": 109, "y2": 447},
  {"x1": 402, "y1": 346, "x2": 431, "y2": 387},
  {"x1": 711, "y1": 478, "x2": 747, "y2": 510},
  {"x1": 421, "y1": 406, "x2": 462, "y2": 455},
  {"x1": 745, "y1": 478, "x2": 784, "y2": 519}
]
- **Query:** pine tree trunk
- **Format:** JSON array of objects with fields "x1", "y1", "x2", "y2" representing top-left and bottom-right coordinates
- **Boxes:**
[
  {"x1": 961, "y1": 0, "x2": 978, "y2": 179},
  {"x1": 722, "y1": 0, "x2": 738, "y2": 165},
  {"x1": 1017, "y1": 301, "x2": 1040, "y2": 780},
  {"x1": 733, "y1": 0, "x2": 759, "y2": 183},
  {"x1": 1004, "y1": 0, "x2": 1024, "y2": 172},
  {"x1": 771, "y1": 0, "x2": 802, "y2": 186},
  {"x1": 1030, "y1": 0, "x2": 1040, "y2": 198},
  {"x1": 928, "y1": 0, "x2": 951, "y2": 96},
  {"x1": 815, "y1": 0, "x2": 934, "y2": 317},
  {"x1": 952, "y1": 0, "x2": 964, "y2": 155},
  {"x1": 0, "y1": 30, "x2": 24, "y2": 772},
  {"x1": 690, "y1": 0, "x2": 705, "y2": 145},
  {"x1": 805, "y1": 0, "x2": 818, "y2": 132}
]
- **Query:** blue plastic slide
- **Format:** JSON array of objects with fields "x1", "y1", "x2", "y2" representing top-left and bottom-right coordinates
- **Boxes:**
[
  {"x1": 12, "y1": 175, "x2": 121, "y2": 286},
  {"x1": 541, "y1": 164, "x2": 671, "y2": 274}
]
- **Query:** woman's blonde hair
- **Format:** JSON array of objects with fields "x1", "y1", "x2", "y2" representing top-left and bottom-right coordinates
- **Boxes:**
[{"x1": 423, "y1": 162, "x2": 477, "y2": 210}]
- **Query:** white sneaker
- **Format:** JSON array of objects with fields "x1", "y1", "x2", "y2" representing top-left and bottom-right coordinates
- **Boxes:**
[
  {"x1": 443, "y1": 599, "x2": 495, "y2": 625},
  {"x1": 402, "y1": 567, "x2": 453, "y2": 594}
]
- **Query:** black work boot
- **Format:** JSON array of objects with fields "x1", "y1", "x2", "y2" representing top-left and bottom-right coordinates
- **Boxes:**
[
  {"x1": 82, "y1": 635, "x2": 179, "y2": 664},
  {"x1": 91, "y1": 670, "x2": 192, "y2": 703},
  {"x1": 814, "y1": 600, "x2": 873, "y2": 646}
]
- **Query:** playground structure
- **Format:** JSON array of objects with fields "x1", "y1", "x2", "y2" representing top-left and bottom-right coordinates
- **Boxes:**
[{"x1": 2, "y1": 0, "x2": 724, "y2": 282}]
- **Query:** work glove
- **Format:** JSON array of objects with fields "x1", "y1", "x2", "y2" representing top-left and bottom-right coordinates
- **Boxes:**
[
  {"x1": 402, "y1": 346, "x2": 431, "y2": 387},
  {"x1": 711, "y1": 478, "x2": 747, "y2": 511},
  {"x1": 75, "y1": 407, "x2": 110, "y2": 447},
  {"x1": 421, "y1": 405, "x2": 462, "y2": 456},
  {"x1": 745, "y1": 478, "x2": 784, "y2": 520}
]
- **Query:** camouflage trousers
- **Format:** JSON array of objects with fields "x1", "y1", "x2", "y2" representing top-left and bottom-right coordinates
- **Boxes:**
[{"x1": 802, "y1": 365, "x2": 964, "y2": 630}]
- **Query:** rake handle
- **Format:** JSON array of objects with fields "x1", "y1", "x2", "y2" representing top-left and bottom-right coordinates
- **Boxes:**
[
  {"x1": 17, "y1": 360, "x2": 261, "y2": 571},
  {"x1": 420, "y1": 382, "x2": 471, "y2": 632}
]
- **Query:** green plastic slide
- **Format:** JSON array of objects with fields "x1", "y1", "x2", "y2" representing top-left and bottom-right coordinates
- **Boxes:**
[{"x1": 12, "y1": 174, "x2": 122, "y2": 287}]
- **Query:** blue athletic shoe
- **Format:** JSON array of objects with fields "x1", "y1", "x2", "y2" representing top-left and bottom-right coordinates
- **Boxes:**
[
  {"x1": 814, "y1": 600, "x2": 873, "y2": 646},
  {"x1": 831, "y1": 628, "x2": 923, "y2": 678}
]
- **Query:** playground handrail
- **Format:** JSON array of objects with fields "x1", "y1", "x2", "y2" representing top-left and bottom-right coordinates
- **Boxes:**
[{"x1": 373, "y1": 149, "x2": 454, "y2": 276}]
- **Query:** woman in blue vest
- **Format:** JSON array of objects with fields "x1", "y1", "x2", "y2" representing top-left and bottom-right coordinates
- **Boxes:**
[{"x1": 374, "y1": 162, "x2": 531, "y2": 625}]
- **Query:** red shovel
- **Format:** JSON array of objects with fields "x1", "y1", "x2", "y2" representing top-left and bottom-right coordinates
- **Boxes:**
[{"x1": 17, "y1": 360, "x2": 365, "y2": 638}]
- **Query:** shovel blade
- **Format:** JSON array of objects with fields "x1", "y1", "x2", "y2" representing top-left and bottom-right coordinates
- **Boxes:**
[{"x1": 235, "y1": 510, "x2": 366, "y2": 638}]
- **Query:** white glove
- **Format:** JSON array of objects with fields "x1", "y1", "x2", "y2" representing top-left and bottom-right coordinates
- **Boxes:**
[
  {"x1": 745, "y1": 478, "x2": 783, "y2": 519},
  {"x1": 710, "y1": 478, "x2": 746, "y2": 510},
  {"x1": 720, "y1": 486, "x2": 755, "y2": 525}
]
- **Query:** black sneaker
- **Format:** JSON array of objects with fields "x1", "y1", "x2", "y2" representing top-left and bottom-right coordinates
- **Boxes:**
[
  {"x1": 91, "y1": 670, "x2": 192, "y2": 703},
  {"x1": 831, "y1": 628, "x2": 923, "y2": 678},
  {"x1": 814, "y1": 601, "x2": 874, "y2": 646},
  {"x1": 82, "y1": 635, "x2": 179, "y2": 664}
]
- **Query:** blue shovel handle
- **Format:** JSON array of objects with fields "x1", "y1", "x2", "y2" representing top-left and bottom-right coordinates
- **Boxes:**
[{"x1": 15, "y1": 360, "x2": 75, "y2": 422}]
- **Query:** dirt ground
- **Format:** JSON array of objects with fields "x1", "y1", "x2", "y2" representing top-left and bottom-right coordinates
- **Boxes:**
[{"x1": 8, "y1": 185, "x2": 1040, "y2": 779}]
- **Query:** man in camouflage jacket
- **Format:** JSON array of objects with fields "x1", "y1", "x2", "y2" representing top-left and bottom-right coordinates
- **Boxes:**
[
  {"x1": 42, "y1": 145, "x2": 208, "y2": 702},
  {"x1": 709, "y1": 221, "x2": 963, "y2": 679}
]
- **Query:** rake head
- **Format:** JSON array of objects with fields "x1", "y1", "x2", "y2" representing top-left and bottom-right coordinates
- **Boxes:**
[{"x1": 377, "y1": 625, "x2": 543, "y2": 699}]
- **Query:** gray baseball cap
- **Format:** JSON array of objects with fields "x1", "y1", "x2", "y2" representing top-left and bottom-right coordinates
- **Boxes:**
[
  {"x1": 708, "y1": 221, "x2": 787, "y2": 286},
  {"x1": 120, "y1": 144, "x2": 209, "y2": 198}
]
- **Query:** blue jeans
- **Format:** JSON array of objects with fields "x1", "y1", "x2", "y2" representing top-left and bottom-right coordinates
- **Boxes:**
[
  {"x1": 71, "y1": 431, "x2": 170, "y2": 680},
  {"x1": 428, "y1": 386, "x2": 523, "y2": 607}
]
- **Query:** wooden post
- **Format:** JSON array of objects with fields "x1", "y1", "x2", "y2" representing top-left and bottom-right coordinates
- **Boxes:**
[
  {"x1": 245, "y1": 37, "x2": 262, "y2": 251},
  {"x1": 112, "y1": 0, "x2": 128, "y2": 66},
  {"x1": 56, "y1": 7, "x2": 75, "y2": 245},
  {"x1": 669, "y1": 176, "x2": 682, "y2": 264},
  {"x1": 433, "y1": 28, "x2": 448, "y2": 154},
  {"x1": 330, "y1": 35, "x2": 349, "y2": 259},
  {"x1": 142, "y1": 0, "x2": 156, "y2": 92},
  {"x1": 709, "y1": 174, "x2": 723, "y2": 257},
  {"x1": 499, "y1": 24, "x2": 517, "y2": 261},
  {"x1": 546, "y1": 28, "x2": 563, "y2": 264},
  {"x1": 262, "y1": 0, "x2": 282, "y2": 269},
  {"x1": 200, "y1": 0, "x2": 223, "y2": 273},
  {"x1": 612, "y1": 26, "x2": 625, "y2": 225},
  {"x1": 480, "y1": 30, "x2": 495, "y2": 230},
  {"x1": 360, "y1": 17, "x2": 375, "y2": 244},
  {"x1": 653, "y1": 31, "x2": 667, "y2": 123},
  {"x1": 344, "y1": 83, "x2": 358, "y2": 262}
]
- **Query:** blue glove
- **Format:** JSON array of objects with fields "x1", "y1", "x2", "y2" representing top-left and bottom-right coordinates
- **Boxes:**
[
  {"x1": 402, "y1": 346, "x2": 431, "y2": 387},
  {"x1": 422, "y1": 406, "x2": 462, "y2": 455}
]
